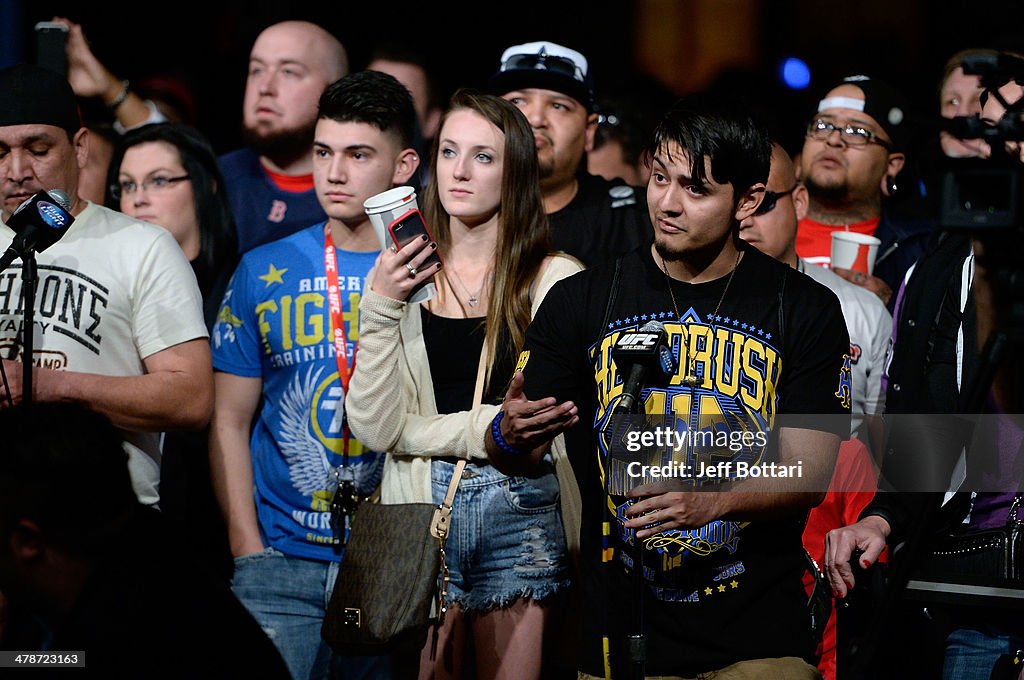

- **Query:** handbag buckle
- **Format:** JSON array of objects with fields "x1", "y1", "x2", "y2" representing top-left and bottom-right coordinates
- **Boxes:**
[
  {"x1": 431, "y1": 505, "x2": 451, "y2": 539},
  {"x1": 341, "y1": 607, "x2": 362, "y2": 628}
]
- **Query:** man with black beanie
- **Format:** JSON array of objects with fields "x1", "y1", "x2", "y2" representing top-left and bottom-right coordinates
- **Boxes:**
[{"x1": 0, "y1": 63, "x2": 212, "y2": 508}]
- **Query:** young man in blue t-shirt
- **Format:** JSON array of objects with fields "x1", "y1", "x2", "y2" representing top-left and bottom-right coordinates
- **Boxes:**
[{"x1": 209, "y1": 70, "x2": 419, "y2": 680}]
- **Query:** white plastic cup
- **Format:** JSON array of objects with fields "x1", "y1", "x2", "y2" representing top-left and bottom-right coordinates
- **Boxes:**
[
  {"x1": 363, "y1": 186, "x2": 436, "y2": 303},
  {"x1": 831, "y1": 231, "x2": 881, "y2": 275},
  {"x1": 363, "y1": 186, "x2": 418, "y2": 249}
]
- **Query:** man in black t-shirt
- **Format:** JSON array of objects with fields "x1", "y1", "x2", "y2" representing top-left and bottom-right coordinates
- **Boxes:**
[
  {"x1": 488, "y1": 41, "x2": 652, "y2": 268},
  {"x1": 486, "y1": 94, "x2": 851, "y2": 678}
]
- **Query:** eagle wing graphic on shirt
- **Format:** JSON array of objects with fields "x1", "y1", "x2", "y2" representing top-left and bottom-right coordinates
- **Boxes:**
[{"x1": 278, "y1": 366, "x2": 334, "y2": 496}]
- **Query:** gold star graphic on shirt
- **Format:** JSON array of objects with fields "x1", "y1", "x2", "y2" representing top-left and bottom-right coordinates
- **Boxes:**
[
  {"x1": 704, "y1": 587, "x2": 713, "y2": 596},
  {"x1": 730, "y1": 580, "x2": 739, "y2": 589},
  {"x1": 717, "y1": 584, "x2": 727, "y2": 593},
  {"x1": 259, "y1": 263, "x2": 288, "y2": 287}
]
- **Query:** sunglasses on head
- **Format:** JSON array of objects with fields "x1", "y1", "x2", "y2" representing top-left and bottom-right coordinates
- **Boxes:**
[
  {"x1": 501, "y1": 53, "x2": 584, "y2": 82},
  {"x1": 755, "y1": 186, "x2": 797, "y2": 216}
]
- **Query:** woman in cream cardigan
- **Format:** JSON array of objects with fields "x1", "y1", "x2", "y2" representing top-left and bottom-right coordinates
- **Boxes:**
[{"x1": 346, "y1": 89, "x2": 583, "y2": 680}]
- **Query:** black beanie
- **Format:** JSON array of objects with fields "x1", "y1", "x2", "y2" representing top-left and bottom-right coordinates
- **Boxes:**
[{"x1": 0, "y1": 63, "x2": 81, "y2": 134}]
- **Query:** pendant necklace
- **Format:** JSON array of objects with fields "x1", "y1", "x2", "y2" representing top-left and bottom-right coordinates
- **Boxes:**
[{"x1": 446, "y1": 266, "x2": 490, "y2": 309}]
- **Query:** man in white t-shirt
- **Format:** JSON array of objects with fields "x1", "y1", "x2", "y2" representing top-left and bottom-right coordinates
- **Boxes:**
[{"x1": 0, "y1": 63, "x2": 211, "y2": 506}]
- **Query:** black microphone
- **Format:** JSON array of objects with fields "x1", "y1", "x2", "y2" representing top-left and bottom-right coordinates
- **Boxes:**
[
  {"x1": 940, "y1": 114, "x2": 989, "y2": 140},
  {"x1": 611, "y1": 320, "x2": 677, "y2": 414},
  {"x1": 0, "y1": 189, "x2": 74, "y2": 273}
]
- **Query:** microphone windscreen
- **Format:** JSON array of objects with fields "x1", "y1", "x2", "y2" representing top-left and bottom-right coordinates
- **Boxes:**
[{"x1": 47, "y1": 189, "x2": 71, "y2": 211}]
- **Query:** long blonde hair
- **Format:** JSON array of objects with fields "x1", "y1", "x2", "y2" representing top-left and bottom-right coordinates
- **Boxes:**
[{"x1": 422, "y1": 89, "x2": 550, "y2": 390}]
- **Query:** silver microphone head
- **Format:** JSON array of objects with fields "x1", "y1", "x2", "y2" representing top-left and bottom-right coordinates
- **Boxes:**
[
  {"x1": 46, "y1": 189, "x2": 72, "y2": 211},
  {"x1": 639, "y1": 319, "x2": 665, "y2": 334}
]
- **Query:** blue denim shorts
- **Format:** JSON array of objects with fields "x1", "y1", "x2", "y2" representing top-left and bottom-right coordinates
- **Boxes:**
[{"x1": 431, "y1": 460, "x2": 570, "y2": 612}]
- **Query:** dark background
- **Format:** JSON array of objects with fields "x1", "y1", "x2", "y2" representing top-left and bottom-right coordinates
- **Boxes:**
[{"x1": 5, "y1": 0, "x2": 1024, "y2": 158}]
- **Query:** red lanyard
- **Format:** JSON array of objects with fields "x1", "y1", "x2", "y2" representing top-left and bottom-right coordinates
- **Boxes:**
[{"x1": 324, "y1": 228, "x2": 356, "y2": 458}]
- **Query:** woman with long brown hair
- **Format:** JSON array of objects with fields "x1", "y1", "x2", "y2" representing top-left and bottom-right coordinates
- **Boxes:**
[{"x1": 346, "y1": 89, "x2": 583, "y2": 679}]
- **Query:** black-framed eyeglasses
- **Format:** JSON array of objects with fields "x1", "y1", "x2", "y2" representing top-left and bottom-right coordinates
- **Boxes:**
[
  {"x1": 111, "y1": 174, "x2": 190, "y2": 200},
  {"x1": 755, "y1": 186, "x2": 797, "y2": 216},
  {"x1": 501, "y1": 53, "x2": 584, "y2": 83},
  {"x1": 806, "y1": 118, "x2": 892, "y2": 150}
]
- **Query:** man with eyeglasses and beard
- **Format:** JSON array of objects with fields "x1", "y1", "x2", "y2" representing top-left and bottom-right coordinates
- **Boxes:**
[
  {"x1": 796, "y1": 75, "x2": 934, "y2": 310},
  {"x1": 489, "y1": 41, "x2": 652, "y2": 268},
  {"x1": 219, "y1": 21, "x2": 349, "y2": 253}
]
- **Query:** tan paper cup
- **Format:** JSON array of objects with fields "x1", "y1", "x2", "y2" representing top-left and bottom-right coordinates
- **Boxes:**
[
  {"x1": 831, "y1": 231, "x2": 881, "y2": 275},
  {"x1": 363, "y1": 186, "x2": 436, "y2": 303}
]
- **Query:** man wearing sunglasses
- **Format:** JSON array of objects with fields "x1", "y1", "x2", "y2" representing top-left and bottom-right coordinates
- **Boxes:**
[
  {"x1": 741, "y1": 143, "x2": 891, "y2": 451},
  {"x1": 797, "y1": 75, "x2": 934, "y2": 310},
  {"x1": 740, "y1": 144, "x2": 892, "y2": 680},
  {"x1": 488, "y1": 41, "x2": 651, "y2": 268}
]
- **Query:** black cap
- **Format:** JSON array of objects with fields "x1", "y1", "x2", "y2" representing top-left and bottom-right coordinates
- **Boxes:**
[
  {"x1": 0, "y1": 63, "x2": 81, "y2": 134},
  {"x1": 816, "y1": 75, "x2": 913, "y2": 151}
]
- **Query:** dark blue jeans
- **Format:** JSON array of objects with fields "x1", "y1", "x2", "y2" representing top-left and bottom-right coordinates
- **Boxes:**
[{"x1": 944, "y1": 623, "x2": 1024, "y2": 680}]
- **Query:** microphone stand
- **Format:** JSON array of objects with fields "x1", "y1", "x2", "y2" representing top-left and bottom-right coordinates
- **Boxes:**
[
  {"x1": 612, "y1": 395, "x2": 647, "y2": 680},
  {"x1": 20, "y1": 247, "x2": 37, "y2": 407}
]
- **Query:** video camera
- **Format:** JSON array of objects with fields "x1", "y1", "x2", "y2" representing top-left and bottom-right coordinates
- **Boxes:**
[{"x1": 938, "y1": 51, "x2": 1024, "y2": 232}]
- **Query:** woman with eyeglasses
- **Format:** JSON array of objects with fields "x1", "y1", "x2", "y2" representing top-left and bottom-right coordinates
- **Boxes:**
[
  {"x1": 105, "y1": 122, "x2": 239, "y2": 582},
  {"x1": 106, "y1": 122, "x2": 239, "y2": 330},
  {"x1": 346, "y1": 89, "x2": 583, "y2": 680}
]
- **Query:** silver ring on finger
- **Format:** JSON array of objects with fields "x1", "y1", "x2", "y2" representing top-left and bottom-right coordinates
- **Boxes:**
[{"x1": 406, "y1": 264, "x2": 417, "y2": 278}]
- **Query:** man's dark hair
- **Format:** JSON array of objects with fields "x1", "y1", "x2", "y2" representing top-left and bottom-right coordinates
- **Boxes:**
[
  {"x1": 318, "y1": 70, "x2": 417, "y2": 150},
  {"x1": 0, "y1": 402, "x2": 138, "y2": 557},
  {"x1": 649, "y1": 92, "x2": 771, "y2": 198}
]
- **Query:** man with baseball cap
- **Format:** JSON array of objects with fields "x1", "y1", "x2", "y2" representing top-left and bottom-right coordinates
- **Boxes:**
[
  {"x1": 489, "y1": 40, "x2": 651, "y2": 267},
  {"x1": 0, "y1": 63, "x2": 211, "y2": 507},
  {"x1": 796, "y1": 75, "x2": 934, "y2": 308}
]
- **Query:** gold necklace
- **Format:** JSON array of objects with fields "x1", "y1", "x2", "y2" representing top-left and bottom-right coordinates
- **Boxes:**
[
  {"x1": 660, "y1": 250, "x2": 741, "y2": 321},
  {"x1": 661, "y1": 250, "x2": 741, "y2": 387}
]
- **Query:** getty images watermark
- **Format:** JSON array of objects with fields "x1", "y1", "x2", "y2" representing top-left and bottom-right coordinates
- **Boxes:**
[{"x1": 621, "y1": 426, "x2": 803, "y2": 481}]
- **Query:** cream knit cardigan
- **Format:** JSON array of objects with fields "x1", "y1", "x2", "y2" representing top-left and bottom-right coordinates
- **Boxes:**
[{"x1": 346, "y1": 253, "x2": 585, "y2": 559}]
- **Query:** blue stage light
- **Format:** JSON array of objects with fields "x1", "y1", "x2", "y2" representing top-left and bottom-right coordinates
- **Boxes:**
[{"x1": 781, "y1": 57, "x2": 811, "y2": 90}]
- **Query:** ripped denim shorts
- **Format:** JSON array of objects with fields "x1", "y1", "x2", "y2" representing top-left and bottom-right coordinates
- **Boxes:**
[{"x1": 430, "y1": 459, "x2": 570, "y2": 613}]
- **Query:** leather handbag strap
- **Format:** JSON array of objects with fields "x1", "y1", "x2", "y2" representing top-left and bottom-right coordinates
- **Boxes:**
[{"x1": 430, "y1": 340, "x2": 488, "y2": 539}]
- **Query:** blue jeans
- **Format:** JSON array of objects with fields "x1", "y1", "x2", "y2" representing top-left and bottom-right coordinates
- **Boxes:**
[
  {"x1": 231, "y1": 547, "x2": 390, "y2": 680},
  {"x1": 944, "y1": 624, "x2": 1024, "y2": 680}
]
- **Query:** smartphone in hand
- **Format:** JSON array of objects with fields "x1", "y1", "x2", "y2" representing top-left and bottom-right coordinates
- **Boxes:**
[
  {"x1": 388, "y1": 209, "x2": 443, "y2": 272},
  {"x1": 34, "y1": 22, "x2": 69, "y2": 78}
]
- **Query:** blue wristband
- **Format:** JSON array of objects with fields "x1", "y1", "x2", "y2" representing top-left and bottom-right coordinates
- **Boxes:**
[{"x1": 490, "y1": 411, "x2": 529, "y2": 456}]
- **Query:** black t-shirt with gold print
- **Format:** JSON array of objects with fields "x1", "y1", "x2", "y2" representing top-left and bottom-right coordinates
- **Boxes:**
[{"x1": 518, "y1": 242, "x2": 850, "y2": 676}]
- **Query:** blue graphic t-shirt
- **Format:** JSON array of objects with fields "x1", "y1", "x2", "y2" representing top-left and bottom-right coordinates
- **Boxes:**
[{"x1": 211, "y1": 222, "x2": 382, "y2": 562}]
